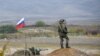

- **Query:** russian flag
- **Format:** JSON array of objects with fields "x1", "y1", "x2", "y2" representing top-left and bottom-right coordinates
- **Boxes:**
[{"x1": 16, "y1": 18, "x2": 25, "y2": 30}]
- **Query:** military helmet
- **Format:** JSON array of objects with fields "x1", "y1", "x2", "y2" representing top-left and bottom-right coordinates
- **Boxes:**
[{"x1": 59, "y1": 19, "x2": 65, "y2": 23}]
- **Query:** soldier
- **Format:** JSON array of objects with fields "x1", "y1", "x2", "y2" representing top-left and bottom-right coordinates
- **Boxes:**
[{"x1": 58, "y1": 19, "x2": 70, "y2": 48}]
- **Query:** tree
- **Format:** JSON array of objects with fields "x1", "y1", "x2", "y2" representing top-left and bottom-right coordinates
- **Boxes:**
[
  {"x1": 0, "y1": 25, "x2": 17, "y2": 33},
  {"x1": 35, "y1": 21, "x2": 46, "y2": 27}
]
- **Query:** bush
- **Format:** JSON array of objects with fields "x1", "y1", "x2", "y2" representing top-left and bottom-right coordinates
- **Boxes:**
[
  {"x1": 0, "y1": 25, "x2": 17, "y2": 33},
  {"x1": 35, "y1": 21, "x2": 46, "y2": 27}
]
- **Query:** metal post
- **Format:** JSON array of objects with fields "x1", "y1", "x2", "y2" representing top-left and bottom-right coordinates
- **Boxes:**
[{"x1": 24, "y1": 33, "x2": 27, "y2": 56}]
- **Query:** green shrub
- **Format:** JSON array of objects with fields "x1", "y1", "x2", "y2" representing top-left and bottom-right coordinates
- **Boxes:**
[
  {"x1": 35, "y1": 21, "x2": 46, "y2": 27},
  {"x1": 0, "y1": 25, "x2": 17, "y2": 33}
]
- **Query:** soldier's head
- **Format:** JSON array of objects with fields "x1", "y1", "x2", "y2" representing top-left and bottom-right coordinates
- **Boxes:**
[{"x1": 59, "y1": 19, "x2": 65, "y2": 24}]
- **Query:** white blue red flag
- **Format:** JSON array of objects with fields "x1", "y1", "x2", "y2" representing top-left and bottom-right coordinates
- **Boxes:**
[{"x1": 16, "y1": 18, "x2": 25, "y2": 30}]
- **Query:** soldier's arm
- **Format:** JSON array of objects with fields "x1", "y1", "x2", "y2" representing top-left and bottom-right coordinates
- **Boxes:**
[{"x1": 65, "y1": 27, "x2": 68, "y2": 33}]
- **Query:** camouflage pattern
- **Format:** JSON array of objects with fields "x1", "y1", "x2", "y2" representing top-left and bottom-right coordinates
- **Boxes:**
[
  {"x1": 58, "y1": 19, "x2": 70, "y2": 48},
  {"x1": 58, "y1": 20, "x2": 68, "y2": 39}
]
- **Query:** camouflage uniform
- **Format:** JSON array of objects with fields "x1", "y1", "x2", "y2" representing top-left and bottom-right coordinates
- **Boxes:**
[{"x1": 58, "y1": 19, "x2": 70, "y2": 48}]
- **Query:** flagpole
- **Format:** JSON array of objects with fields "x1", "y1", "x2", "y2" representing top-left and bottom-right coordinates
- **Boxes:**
[
  {"x1": 19, "y1": 32, "x2": 27, "y2": 56},
  {"x1": 16, "y1": 18, "x2": 27, "y2": 56},
  {"x1": 24, "y1": 33, "x2": 27, "y2": 56}
]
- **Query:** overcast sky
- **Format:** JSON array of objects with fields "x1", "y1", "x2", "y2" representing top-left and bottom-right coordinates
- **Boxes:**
[{"x1": 0, "y1": 0, "x2": 100, "y2": 25}]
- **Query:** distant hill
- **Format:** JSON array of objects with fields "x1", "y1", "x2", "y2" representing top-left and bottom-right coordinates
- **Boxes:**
[{"x1": 0, "y1": 17, "x2": 100, "y2": 26}]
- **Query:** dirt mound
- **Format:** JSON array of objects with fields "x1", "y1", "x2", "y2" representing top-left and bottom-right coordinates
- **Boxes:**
[{"x1": 47, "y1": 48, "x2": 89, "y2": 56}]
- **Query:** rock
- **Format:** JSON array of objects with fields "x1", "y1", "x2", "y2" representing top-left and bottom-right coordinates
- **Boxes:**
[{"x1": 47, "y1": 48, "x2": 89, "y2": 56}]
